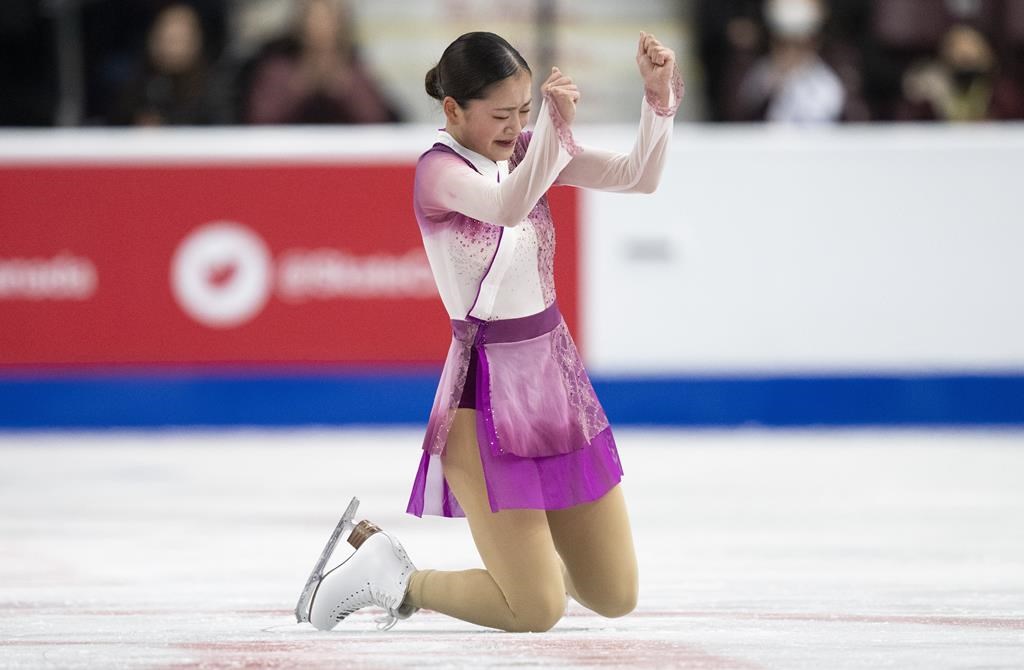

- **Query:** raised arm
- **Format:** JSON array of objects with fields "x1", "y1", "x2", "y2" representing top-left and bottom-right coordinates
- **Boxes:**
[
  {"x1": 555, "y1": 32, "x2": 684, "y2": 194},
  {"x1": 417, "y1": 71, "x2": 583, "y2": 228},
  {"x1": 555, "y1": 74, "x2": 682, "y2": 193}
]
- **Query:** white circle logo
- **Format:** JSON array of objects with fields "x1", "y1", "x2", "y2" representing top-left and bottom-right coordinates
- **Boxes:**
[{"x1": 171, "y1": 221, "x2": 273, "y2": 328}]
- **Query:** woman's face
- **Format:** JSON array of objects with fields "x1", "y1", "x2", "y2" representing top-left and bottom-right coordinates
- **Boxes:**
[{"x1": 445, "y1": 70, "x2": 532, "y2": 163}]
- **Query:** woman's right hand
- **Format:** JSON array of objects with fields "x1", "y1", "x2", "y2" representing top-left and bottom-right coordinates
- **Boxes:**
[{"x1": 541, "y1": 66, "x2": 580, "y2": 125}]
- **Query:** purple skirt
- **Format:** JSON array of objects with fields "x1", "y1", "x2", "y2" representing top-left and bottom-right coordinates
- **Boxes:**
[{"x1": 406, "y1": 301, "x2": 623, "y2": 518}]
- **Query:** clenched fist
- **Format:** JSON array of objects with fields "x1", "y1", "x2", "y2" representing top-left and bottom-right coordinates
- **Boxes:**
[
  {"x1": 637, "y1": 31, "x2": 676, "y2": 107},
  {"x1": 541, "y1": 66, "x2": 580, "y2": 125}
]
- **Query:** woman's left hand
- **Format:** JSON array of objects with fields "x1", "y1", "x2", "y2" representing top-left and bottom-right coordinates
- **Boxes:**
[{"x1": 636, "y1": 31, "x2": 675, "y2": 104}]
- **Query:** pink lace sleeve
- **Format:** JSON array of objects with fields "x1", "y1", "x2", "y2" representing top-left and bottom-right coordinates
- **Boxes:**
[
  {"x1": 644, "y1": 64, "x2": 685, "y2": 117},
  {"x1": 544, "y1": 93, "x2": 583, "y2": 157}
]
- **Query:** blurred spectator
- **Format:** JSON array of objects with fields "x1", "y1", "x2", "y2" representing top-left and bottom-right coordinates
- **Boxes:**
[
  {"x1": 241, "y1": 0, "x2": 401, "y2": 124},
  {"x1": 866, "y1": 0, "x2": 1024, "y2": 120},
  {"x1": 732, "y1": 0, "x2": 846, "y2": 123},
  {"x1": 109, "y1": 3, "x2": 230, "y2": 125},
  {"x1": 899, "y1": 24, "x2": 1024, "y2": 121},
  {"x1": 82, "y1": 0, "x2": 226, "y2": 125}
]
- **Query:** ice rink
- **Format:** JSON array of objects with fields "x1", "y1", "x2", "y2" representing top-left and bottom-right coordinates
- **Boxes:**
[{"x1": 2, "y1": 428, "x2": 1023, "y2": 669}]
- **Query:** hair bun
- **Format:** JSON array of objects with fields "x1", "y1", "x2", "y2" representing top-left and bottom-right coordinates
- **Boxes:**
[{"x1": 424, "y1": 65, "x2": 444, "y2": 101}]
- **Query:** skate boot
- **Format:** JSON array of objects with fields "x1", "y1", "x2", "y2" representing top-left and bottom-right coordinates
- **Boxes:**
[{"x1": 295, "y1": 497, "x2": 418, "y2": 631}]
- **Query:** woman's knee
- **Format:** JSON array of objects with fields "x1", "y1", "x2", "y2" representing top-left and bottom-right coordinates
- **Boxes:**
[
  {"x1": 582, "y1": 580, "x2": 638, "y2": 619},
  {"x1": 506, "y1": 590, "x2": 567, "y2": 633},
  {"x1": 594, "y1": 584, "x2": 638, "y2": 618}
]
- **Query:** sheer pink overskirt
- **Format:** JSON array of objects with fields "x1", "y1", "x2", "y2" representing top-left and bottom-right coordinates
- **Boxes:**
[
  {"x1": 420, "y1": 330, "x2": 476, "y2": 458},
  {"x1": 483, "y1": 323, "x2": 609, "y2": 458},
  {"x1": 406, "y1": 302, "x2": 623, "y2": 517}
]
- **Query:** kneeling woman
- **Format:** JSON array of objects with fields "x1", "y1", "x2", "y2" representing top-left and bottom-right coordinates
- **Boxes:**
[{"x1": 300, "y1": 29, "x2": 682, "y2": 633}]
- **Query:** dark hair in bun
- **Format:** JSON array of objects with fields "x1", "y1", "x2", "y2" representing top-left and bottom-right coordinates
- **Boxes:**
[{"x1": 425, "y1": 32, "x2": 531, "y2": 106}]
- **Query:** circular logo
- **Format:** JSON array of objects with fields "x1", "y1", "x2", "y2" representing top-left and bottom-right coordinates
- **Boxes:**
[{"x1": 171, "y1": 221, "x2": 273, "y2": 328}]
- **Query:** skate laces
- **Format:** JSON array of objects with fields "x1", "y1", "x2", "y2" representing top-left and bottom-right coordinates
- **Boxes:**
[
  {"x1": 369, "y1": 582, "x2": 400, "y2": 631},
  {"x1": 374, "y1": 611, "x2": 398, "y2": 631}
]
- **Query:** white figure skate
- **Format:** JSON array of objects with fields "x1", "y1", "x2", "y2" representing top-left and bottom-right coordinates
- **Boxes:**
[{"x1": 295, "y1": 497, "x2": 418, "y2": 631}]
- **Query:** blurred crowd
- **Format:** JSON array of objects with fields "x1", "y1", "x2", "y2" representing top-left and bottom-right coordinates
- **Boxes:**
[
  {"x1": 2, "y1": 0, "x2": 402, "y2": 126},
  {"x1": 698, "y1": 0, "x2": 1024, "y2": 122},
  {"x1": 2, "y1": 0, "x2": 1023, "y2": 127}
]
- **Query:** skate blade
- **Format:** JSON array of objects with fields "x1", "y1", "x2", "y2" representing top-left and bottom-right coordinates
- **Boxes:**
[{"x1": 294, "y1": 496, "x2": 360, "y2": 623}]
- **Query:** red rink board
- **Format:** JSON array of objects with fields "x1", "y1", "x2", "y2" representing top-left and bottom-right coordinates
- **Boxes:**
[{"x1": 0, "y1": 163, "x2": 578, "y2": 367}]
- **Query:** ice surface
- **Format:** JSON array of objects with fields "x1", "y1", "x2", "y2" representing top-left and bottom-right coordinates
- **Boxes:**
[{"x1": 1, "y1": 428, "x2": 1022, "y2": 669}]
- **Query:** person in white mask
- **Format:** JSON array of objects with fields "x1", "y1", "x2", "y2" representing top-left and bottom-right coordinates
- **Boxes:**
[{"x1": 735, "y1": 0, "x2": 846, "y2": 123}]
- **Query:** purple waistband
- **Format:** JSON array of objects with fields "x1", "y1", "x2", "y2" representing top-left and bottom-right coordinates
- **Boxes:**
[{"x1": 451, "y1": 301, "x2": 561, "y2": 345}]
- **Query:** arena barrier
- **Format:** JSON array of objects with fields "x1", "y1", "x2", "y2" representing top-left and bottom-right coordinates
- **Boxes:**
[{"x1": 2, "y1": 125, "x2": 1022, "y2": 427}]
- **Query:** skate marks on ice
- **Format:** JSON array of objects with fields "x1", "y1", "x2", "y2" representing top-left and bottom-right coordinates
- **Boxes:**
[
  {"x1": 271, "y1": 614, "x2": 755, "y2": 670},
  {"x1": 1, "y1": 428, "x2": 1023, "y2": 668},
  {"x1": 0, "y1": 605, "x2": 754, "y2": 670}
]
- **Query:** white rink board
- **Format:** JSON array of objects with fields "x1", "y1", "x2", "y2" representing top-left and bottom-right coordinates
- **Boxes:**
[
  {"x1": 2, "y1": 428, "x2": 1023, "y2": 669},
  {"x1": 581, "y1": 124, "x2": 1024, "y2": 374},
  {"x1": 3, "y1": 124, "x2": 1023, "y2": 376}
]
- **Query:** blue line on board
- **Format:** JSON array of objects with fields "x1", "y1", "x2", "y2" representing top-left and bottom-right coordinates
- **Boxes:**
[{"x1": 1, "y1": 371, "x2": 1022, "y2": 429}]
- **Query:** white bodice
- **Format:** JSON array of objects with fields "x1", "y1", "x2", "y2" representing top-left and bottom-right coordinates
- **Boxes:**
[{"x1": 413, "y1": 84, "x2": 680, "y2": 322}]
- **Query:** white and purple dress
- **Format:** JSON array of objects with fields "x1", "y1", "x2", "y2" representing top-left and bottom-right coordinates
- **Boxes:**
[{"x1": 407, "y1": 72, "x2": 683, "y2": 518}]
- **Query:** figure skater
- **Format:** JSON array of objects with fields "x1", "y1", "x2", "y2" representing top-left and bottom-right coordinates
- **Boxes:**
[{"x1": 295, "y1": 30, "x2": 682, "y2": 633}]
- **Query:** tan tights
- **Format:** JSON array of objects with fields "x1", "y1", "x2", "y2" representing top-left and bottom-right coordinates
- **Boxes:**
[{"x1": 404, "y1": 409, "x2": 638, "y2": 632}]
